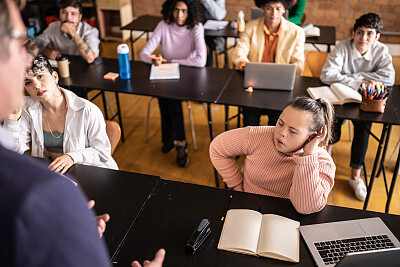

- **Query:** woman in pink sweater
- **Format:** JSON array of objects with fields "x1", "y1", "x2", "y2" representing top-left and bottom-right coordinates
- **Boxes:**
[
  {"x1": 140, "y1": 0, "x2": 206, "y2": 168},
  {"x1": 210, "y1": 97, "x2": 336, "y2": 214}
]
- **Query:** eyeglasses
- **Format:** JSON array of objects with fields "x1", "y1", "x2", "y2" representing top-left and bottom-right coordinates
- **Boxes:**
[
  {"x1": 9, "y1": 29, "x2": 29, "y2": 45},
  {"x1": 9, "y1": 30, "x2": 39, "y2": 58}
]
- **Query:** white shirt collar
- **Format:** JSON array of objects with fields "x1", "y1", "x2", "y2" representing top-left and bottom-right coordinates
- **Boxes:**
[
  {"x1": 76, "y1": 21, "x2": 82, "y2": 34},
  {"x1": 351, "y1": 41, "x2": 372, "y2": 61}
]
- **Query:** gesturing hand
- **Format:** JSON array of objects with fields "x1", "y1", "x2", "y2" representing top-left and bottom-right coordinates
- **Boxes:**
[
  {"x1": 131, "y1": 249, "x2": 166, "y2": 267},
  {"x1": 88, "y1": 200, "x2": 110, "y2": 238},
  {"x1": 60, "y1": 22, "x2": 77, "y2": 38},
  {"x1": 152, "y1": 54, "x2": 164, "y2": 66}
]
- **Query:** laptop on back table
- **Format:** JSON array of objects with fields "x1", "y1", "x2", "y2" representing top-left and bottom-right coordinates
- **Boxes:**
[{"x1": 244, "y1": 62, "x2": 296, "y2": 91}]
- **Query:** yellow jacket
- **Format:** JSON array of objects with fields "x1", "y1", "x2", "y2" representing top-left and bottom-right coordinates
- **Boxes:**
[{"x1": 232, "y1": 17, "x2": 305, "y2": 75}]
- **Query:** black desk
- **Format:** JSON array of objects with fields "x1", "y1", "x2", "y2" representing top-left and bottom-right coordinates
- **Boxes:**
[
  {"x1": 61, "y1": 166, "x2": 400, "y2": 266},
  {"x1": 69, "y1": 59, "x2": 233, "y2": 103},
  {"x1": 33, "y1": 158, "x2": 160, "y2": 261},
  {"x1": 61, "y1": 57, "x2": 234, "y2": 186},
  {"x1": 305, "y1": 25, "x2": 336, "y2": 52},
  {"x1": 65, "y1": 163, "x2": 160, "y2": 260}
]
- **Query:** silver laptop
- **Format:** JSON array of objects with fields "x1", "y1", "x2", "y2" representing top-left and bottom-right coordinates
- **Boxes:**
[
  {"x1": 300, "y1": 217, "x2": 400, "y2": 266},
  {"x1": 244, "y1": 62, "x2": 296, "y2": 91},
  {"x1": 336, "y1": 247, "x2": 400, "y2": 267}
]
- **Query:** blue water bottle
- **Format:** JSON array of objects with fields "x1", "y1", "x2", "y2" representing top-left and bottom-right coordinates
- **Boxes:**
[{"x1": 117, "y1": 44, "x2": 131, "y2": 79}]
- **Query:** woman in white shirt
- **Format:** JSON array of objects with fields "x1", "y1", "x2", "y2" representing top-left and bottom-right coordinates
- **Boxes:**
[{"x1": 4, "y1": 54, "x2": 118, "y2": 172}]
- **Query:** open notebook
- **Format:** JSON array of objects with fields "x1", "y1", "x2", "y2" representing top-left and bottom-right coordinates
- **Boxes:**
[
  {"x1": 149, "y1": 63, "x2": 180, "y2": 80},
  {"x1": 218, "y1": 209, "x2": 300, "y2": 262}
]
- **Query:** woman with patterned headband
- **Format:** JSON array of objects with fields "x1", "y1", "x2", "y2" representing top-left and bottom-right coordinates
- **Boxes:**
[{"x1": 4, "y1": 54, "x2": 117, "y2": 173}]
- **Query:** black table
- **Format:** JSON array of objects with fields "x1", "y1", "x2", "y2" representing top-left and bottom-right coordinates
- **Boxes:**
[
  {"x1": 121, "y1": 15, "x2": 336, "y2": 66},
  {"x1": 60, "y1": 163, "x2": 400, "y2": 266},
  {"x1": 305, "y1": 25, "x2": 336, "y2": 52},
  {"x1": 69, "y1": 59, "x2": 233, "y2": 103},
  {"x1": 33, "y1": 159, "x2": 160, "y2": 260},
  {"x1": 62, "y1": 58, "x2": 234, "y2": 186}
]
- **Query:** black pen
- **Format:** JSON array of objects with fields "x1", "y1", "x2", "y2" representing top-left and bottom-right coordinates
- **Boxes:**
[{"x1": 221, "y1": 195, "x2": 233, "y2": 221}]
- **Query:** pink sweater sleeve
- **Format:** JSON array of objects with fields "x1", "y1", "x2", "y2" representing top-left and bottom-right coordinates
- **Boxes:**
[
  {"x1": 139, "y1": 22, "x2": 163, "y2": 64},
  {"x1": 209, "y1": 128, "x2": 250, "y2": 188},
  {"x1": 171, "y1": 24, "x2": 207, "y2": 67},
  {"x1": 290, "y1": 151, "x2": 335, "y2": 214}
]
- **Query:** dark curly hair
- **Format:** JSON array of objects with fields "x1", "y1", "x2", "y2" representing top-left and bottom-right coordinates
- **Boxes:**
[
  {"x1": 26, "y1": 54, "x2": 54, "y2": 76},
  {"x1": 254, "y1": 0, "x2": 294, "y2": 10},
  {"x1": 60, "y1": 0, "x2": 82, "y2": 14},
  {"x1": 161, "y1": 0, "x2": 203, "y2": 29},
  {"x1": 353, "y1": 13, "x2": 383, "y2": 34}
]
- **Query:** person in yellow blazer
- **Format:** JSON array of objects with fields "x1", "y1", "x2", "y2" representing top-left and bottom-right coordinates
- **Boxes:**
[{"x1": 232, "y1": 0, "x2": 305, "y2": 127}]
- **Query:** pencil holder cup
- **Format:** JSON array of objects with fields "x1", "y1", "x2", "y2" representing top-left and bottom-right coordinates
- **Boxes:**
[{"x1": 359, "y1": 97, "x2": 387, "y2": 113}]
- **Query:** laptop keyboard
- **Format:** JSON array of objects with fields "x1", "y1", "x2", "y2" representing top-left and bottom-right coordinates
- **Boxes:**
[{"x1": 314, "y1": 235, "x2": 396, "y2": 265}]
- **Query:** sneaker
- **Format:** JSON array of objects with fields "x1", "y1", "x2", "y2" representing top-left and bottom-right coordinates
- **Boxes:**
[
  {"x1": 175, "y1": 141, "x2": 189, "y2": 167},
  {"x1": 348, "y1": 176, "x2": 367, "y2": 201},
  {"x1": 161, "y1": 142, "x2": 175, "y2": 153}
]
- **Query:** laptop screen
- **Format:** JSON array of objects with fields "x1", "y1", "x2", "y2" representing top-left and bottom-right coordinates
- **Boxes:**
[{"x1": 244, "y1": 62, "x2": 297, "y2": 91}]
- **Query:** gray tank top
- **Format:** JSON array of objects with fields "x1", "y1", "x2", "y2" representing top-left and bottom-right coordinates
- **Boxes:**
[{"x1": 43, "y1": 130, "x2": 64, "y2": 154}]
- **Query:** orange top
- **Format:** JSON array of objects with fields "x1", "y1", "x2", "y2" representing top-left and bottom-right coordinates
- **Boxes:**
[{"x1": 261, "y1": 23, "x2": 282, "y2": 63}]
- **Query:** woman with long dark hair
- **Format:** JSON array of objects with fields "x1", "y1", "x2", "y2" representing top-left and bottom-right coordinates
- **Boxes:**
[{"x1": 140, "y1": 0, "x2": 207, "y2": 167}]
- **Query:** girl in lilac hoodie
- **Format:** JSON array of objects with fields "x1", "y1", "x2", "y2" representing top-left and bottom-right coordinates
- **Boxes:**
[{"x1": 140, "y1": 0, "x2": 206, "y2": 168}]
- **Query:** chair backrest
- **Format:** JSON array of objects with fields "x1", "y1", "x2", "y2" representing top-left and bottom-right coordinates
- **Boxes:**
[
  {"x1": 251, "y1": 7, "x2": 264, "y2": 19},
  {"x1": 105, "y1": 120, "x2": 121, "y2": 155},
  {"x1": 306, "y1": 51, "x2": 329, "y2": 78}
]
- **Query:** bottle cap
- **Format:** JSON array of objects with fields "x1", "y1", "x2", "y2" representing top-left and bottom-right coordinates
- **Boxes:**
[
  {"x1": 117, "y1": 44, "x2": 129, "y2": 54},
  {"x1": 238, "y1": 10, "x2": 244, "y2": 19},
  {"x1": 56, "y1": 55, "x2": 68, "y2": 61}
]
